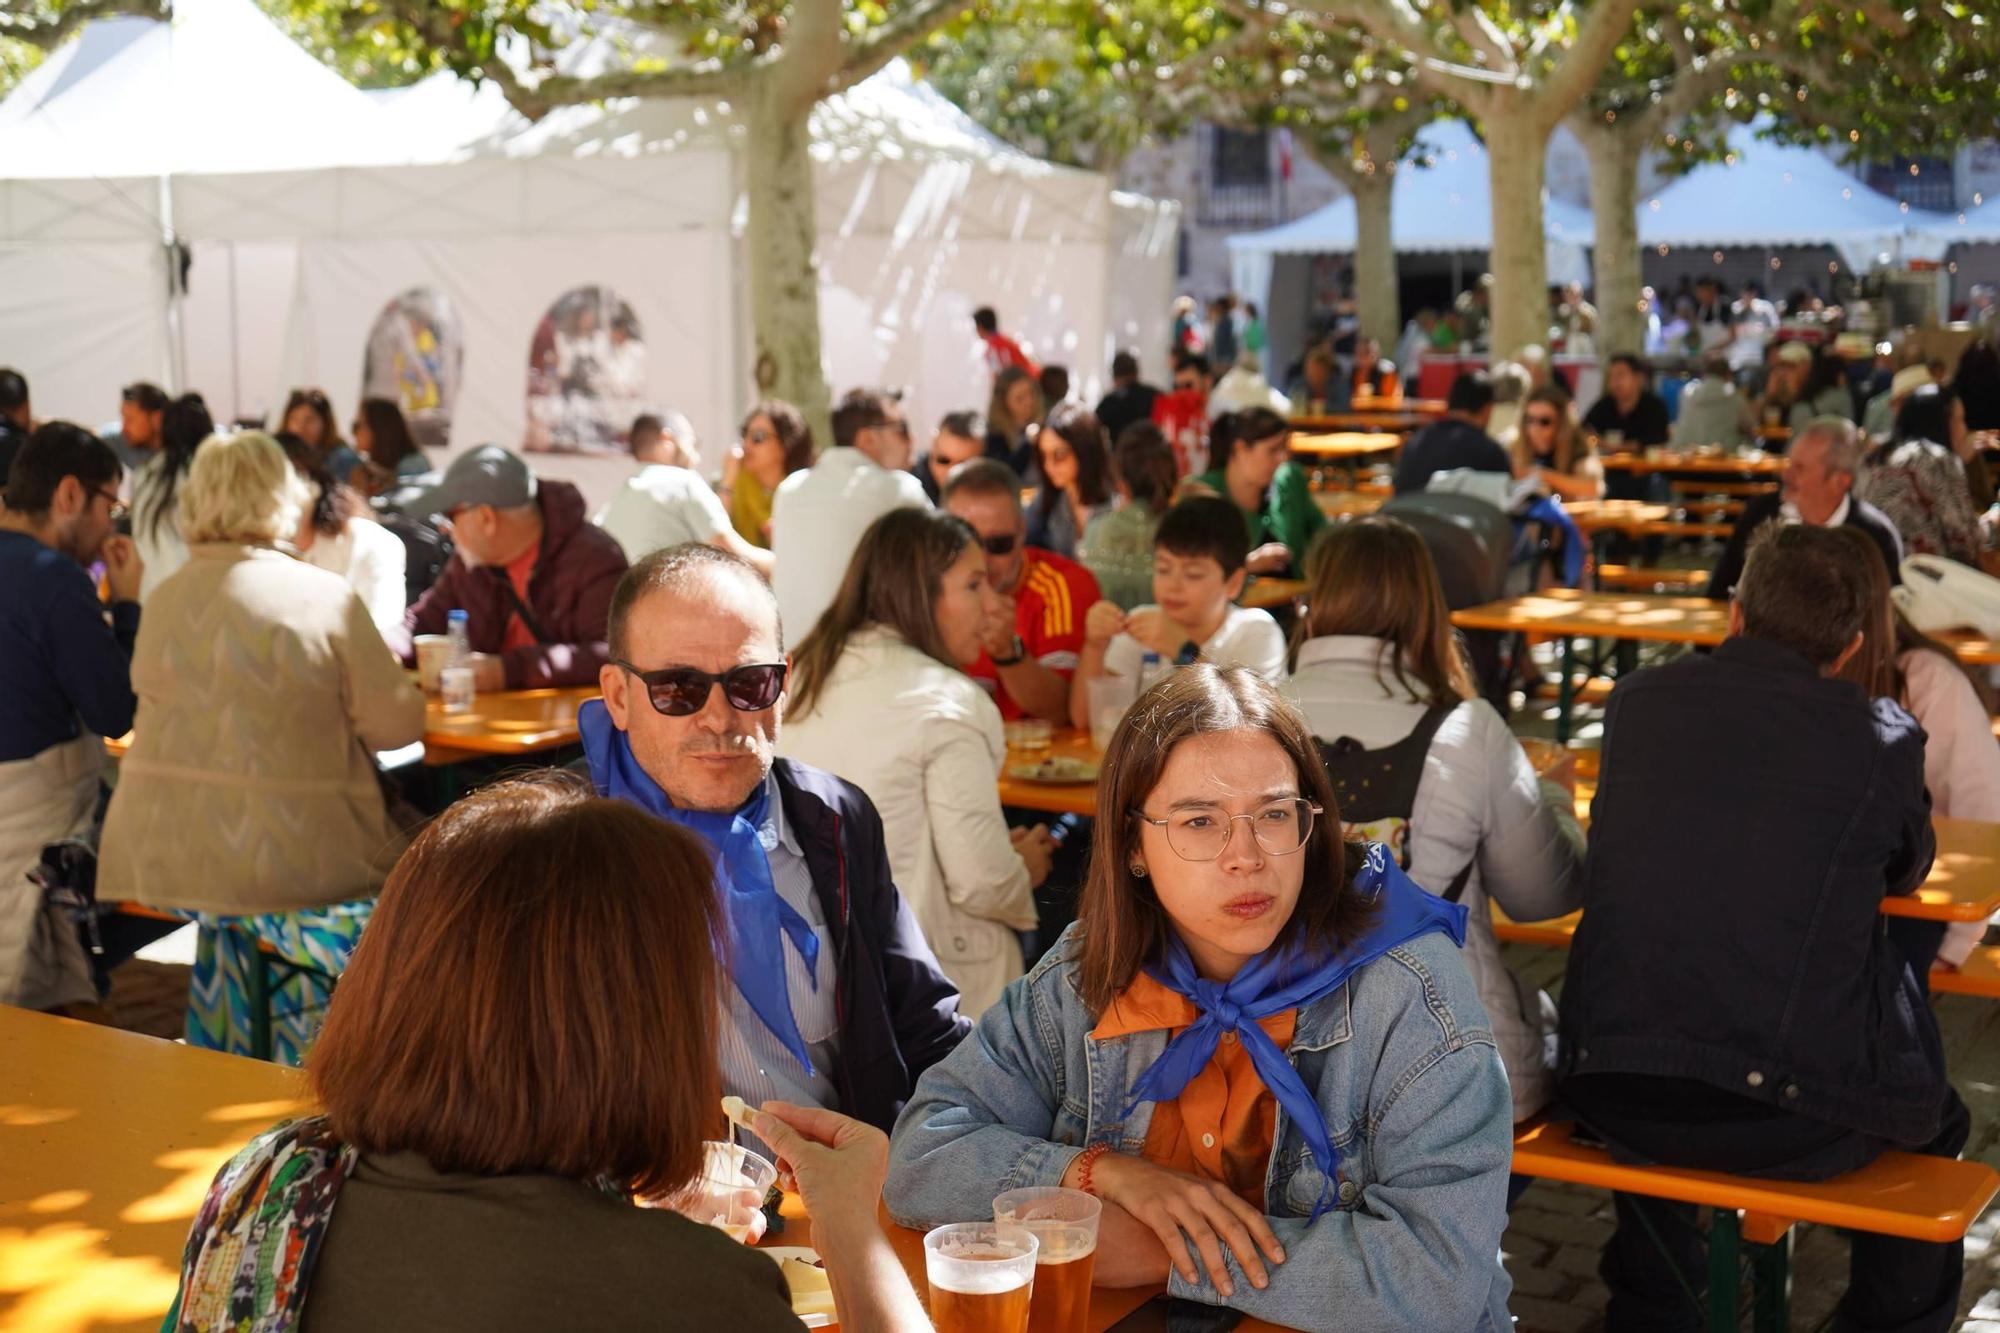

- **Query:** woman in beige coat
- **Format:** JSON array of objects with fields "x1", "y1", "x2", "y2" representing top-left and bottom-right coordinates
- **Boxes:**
[
  {"x1": 779, "y1": 508, "x2": 1055, "y2": 1017},
  {"x1": 100, "y1": 431, "x2": 423, "y2": 1063}
]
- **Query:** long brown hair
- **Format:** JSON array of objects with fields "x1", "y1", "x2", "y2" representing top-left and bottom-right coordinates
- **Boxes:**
[
  {"x1": 1075, "y1": 667, "x2": 1378, "y2": 1015},
  {"x1": 310, "y1": 774, "x2": 725, "y2": 1198},
  {"x1": 987, "y1": 366, "x2": 1043, "y2": 441},
  {"x1": 740, "y1": 399, "x2": 816, "y2": 474},
  {"x1": 1831, "y1": 525, "x2": 1993, "y2": 711},
  {"x1": 1296, "y1": 517, "x2": 1476, "y2": 708},
  {"x1": 787, "y1": 507, "x2": 981, "y2": 721},
  {"x1": 1507, "y1": 383, "x2": 1594, "y2": 477}
]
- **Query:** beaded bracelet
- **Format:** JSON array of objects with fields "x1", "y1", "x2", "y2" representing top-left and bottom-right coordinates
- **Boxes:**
[{"x1": 1073, "y1": 1143, "x2": 1112, "y2": 1197}]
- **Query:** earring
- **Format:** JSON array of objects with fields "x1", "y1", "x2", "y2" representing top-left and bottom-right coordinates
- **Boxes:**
[{"x1": 1129, "y1": 863, "x2": 1147, "y2": 878}]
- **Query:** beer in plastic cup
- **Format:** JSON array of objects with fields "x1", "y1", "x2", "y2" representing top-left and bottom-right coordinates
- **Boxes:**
[
  {"x1": 993, "y1": 1187, "x2": 1101, "y2": 1333},
  {"x1": 924, "y1": 1222, "x2": 1037, "y2": 1333},
  {"x1": 414, "y1": 635, "x2": 451, "y2": 692}
]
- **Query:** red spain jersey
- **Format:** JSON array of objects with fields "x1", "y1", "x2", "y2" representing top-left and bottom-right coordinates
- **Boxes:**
[{"x1": 966, "y1": 547, "x2": 1100, "y2": 721}]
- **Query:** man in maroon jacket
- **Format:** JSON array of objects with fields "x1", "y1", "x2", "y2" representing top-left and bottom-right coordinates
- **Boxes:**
[{"x1": 393, "y1": 445, "x2": 628, "y2": 689}]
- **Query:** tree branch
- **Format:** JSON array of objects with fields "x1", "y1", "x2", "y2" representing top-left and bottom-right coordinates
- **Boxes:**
[
  {"x1": 826, "y1": 0, "x2": 980, "y2": 99},
  {"x1": 0, "y1": 0, "x2": 165, "y2": 50},
  {"x1": 1536, "y1": 0, "x2": 1646, "y2": 124}
]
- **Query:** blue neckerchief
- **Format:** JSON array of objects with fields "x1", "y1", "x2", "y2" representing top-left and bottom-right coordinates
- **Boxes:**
[
  {"x1": 1121, "y1": 844, "x2": 1467, "y2": 1219},
  {"x1": 579, "y1": 700, "x2": 820, "y2": 1074}
]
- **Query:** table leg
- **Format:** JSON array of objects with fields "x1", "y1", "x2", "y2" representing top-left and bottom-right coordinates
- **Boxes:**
[
  {"x1": 1707, "y1": 1209, "x2": 1741, "y2": 1333},
  {"x1": 1556, "y1": 636, "x2": 1576, "y2": 744},
  {"x1": 1749, "y1": 1231, "x2": 1791, "y2": 1333}
]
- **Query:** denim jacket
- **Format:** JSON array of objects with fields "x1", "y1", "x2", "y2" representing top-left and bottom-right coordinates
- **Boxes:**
[{"x1": 885, "y1": 927, "x2": 1515, "y2": 1332}]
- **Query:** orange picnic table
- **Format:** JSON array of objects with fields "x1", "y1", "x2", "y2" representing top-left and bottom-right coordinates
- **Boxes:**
[{"x1": 1600, "y1": 449, "x2": 1784, "y2": 477}]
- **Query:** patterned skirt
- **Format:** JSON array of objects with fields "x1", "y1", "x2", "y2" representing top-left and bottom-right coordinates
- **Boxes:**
[{"x1": 182, "y1": 900, "x2": 373, "y2": 1066}]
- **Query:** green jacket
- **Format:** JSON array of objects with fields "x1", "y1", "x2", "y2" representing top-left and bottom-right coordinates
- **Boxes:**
[{"x1": 1194, "y1": 462, "x2": 1327, "y2": 576}]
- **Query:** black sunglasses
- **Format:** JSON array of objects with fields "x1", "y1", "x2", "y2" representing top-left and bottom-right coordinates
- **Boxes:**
[
  {"x1": 615, "y1": 660, "x2": 788, "y2": 717},
  {"x1": 979, "y1": 533, "x2": 1019, "y2": 557}
]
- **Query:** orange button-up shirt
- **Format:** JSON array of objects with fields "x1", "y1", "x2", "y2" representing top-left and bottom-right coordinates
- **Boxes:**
[
  {"x1": 500, "y1": 542, "x2": 539, "y2": 652},
  {"x1": 1092, "y1": 971, "x2": 1298, "y2": 1212}
]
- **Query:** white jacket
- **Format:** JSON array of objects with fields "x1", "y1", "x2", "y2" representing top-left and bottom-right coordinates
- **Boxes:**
[
  {"x1": 1284, "y1": 635, "x2": 1585, "y2": 1120},
  {"x1": 778, "y1": 626, "x2": 1036, "y2": 1017}
]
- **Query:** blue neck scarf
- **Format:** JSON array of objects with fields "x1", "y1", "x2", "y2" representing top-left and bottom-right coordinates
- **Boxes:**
[
  {"x1": 579, "y1": 700, "x2": 821, "y2": 1074},
  {"x1": 1121, "y1": 844, "x2": 1467, "y2": 1218}
]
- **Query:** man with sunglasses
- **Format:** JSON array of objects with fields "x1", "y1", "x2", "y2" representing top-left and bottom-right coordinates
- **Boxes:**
[
  {"x1": 0, "y1": 422, "x2": 144, "y2": 1013},
  {"x1": 580, "y1": 544, "x2": 969, "y2": 1133},
  {"x1": 770, "y1": 387, "x2": 929, "y2": 642},
  {"x1": 941, "y1": 459, "x2": 1100, "y2": 726},
  {"x1": 395, "y1": 445, "x2": 629, "y2": 691}
]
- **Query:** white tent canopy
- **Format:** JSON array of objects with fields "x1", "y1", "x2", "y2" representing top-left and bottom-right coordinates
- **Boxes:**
[
  {"x1": 1637, "y1": 123, "x2": 2000, "y2": 269},
  {"x1": 0, "y1": 0, "x2": 1176, "y2": 502},
  {"x1": 1225, "y1": 120, "x2": 1593, "y2": 380}
]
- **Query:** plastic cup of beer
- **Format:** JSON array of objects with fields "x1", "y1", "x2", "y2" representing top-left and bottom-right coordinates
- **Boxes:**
[
  {"x1": 992, "y1": 1187, "x2": 1101, "y2": 1333},
  {"x1": 413, "y1": 635, "x2": 451, "y2": 692},
  {"x1": 672, "y1": 1141, "x2": 778, "y2": 1243},
  {"x1": 924, "y1": 1222, "x2": 1038, "y2": 1333}
]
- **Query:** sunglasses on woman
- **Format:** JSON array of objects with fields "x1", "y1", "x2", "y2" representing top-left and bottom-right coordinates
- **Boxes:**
[{"x1": 614, "y1": 660, "x2": 788, "y2": 717}]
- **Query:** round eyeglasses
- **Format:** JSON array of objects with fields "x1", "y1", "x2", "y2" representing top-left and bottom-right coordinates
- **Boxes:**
[
  {"x1": 614, "y1": 660, "x2": 787, "y2": 717},
  {"x1": 1130, "y1": 798, "x2": 1323, "y2": 861}
]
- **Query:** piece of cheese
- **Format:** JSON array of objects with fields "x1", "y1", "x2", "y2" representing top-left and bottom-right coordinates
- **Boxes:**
[
  {"x1": 721, "y1": 1095, "x2": 756, "y2": 1131},
  {"x1": 782, "y1": 1257, "x2": 836, "y2": 1319}
]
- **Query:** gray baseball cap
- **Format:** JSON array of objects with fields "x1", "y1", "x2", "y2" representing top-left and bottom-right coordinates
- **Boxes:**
[{"x1": 407, "y1": 444, "x2": 537, "y2": 518}]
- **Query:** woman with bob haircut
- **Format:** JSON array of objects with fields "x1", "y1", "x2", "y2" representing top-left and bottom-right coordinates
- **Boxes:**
[
  {"x1": 886, "y1": 668, "x2": 1515, "y2": 1331},
  {"x1": 723, "y1": 399, "x2": 815, "y2": 548},
  {"x1": 1285, "y1": 517, "x2": 1583, "y2": 1121},
  {"x1": 1025, "y1": 401, "x2": 1114, "y2": 558},
  {"x1": 779, "y1": 507, "x2": 1054, "y2": 1017},
  {"x1": 99, "y1": 430, "x2": 424, "y2": 1063},
  {"x1": 162, "y1": 776, "x2": 930, "y2": 1333}
]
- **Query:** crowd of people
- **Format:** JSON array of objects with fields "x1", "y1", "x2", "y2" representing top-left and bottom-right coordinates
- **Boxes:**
[{"x1": 1, "y1": 286, "x2": 1995, "y2": 1332}]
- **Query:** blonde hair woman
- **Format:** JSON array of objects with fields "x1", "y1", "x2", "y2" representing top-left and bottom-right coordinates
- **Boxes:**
[
  {"x1": 100, "y1": 430, "x2": 424, "y2": 1063},
  {"x1": 1507, "y1": 384, "x2": 1603, "y2": 501}
]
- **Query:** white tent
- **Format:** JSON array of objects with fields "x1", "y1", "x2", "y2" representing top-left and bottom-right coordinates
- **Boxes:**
[
  {"x1": 1225, "y1": 121, "x2": 1594, "y2": 378},
  {"x1": 1637, "y1": 124, "x2": 2000, "y2": 269},
  {"x1": 0, "y1": 0, "x2": 1177, "y2": 501}
]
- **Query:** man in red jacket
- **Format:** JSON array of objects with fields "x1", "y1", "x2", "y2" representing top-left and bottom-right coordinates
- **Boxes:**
[{"x1": 394, "y1": 445, "x2": 629, "y2": 689}]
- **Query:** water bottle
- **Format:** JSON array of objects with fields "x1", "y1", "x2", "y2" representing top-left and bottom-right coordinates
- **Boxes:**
[
  {"x1": 1138, "y1": 650, "x2": 1167, "y2": 695},
  {"x1": 441, "y1": 609, "x2": 475, "y2": 714}
]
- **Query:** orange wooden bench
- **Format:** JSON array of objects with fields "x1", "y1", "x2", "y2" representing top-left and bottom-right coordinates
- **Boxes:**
[
  {"x1": 1594, "y1": 564, "x2": 1711, "y2": 593},
  {"x1": 1668, "y1": 479, "x2": 1779, "y2": 499},
  {"x1": 1512, "y1": 1116, "x2": 1999, "y2": 1332}
]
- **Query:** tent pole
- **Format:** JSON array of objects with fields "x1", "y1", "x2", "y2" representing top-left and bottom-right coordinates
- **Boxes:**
[
  {"x1": 158, "y1": 173, "x2": 186, "y2": 395},
  {"x1": 227, "y1": 244, "x2": 241, "y2": 423}
]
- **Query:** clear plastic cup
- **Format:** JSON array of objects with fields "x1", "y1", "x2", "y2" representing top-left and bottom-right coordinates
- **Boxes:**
[
  {"x1": 992, "y1": 1187, "x2": 1101, "y2": 1333},
  {"x1": 924, "y1": 1222, "x2": 1038, "y2": 1333},
  {"x1": 1086, "y1": 675, "x2": 1135, "y2": 754},
  {"x1": 672, "y1": 1141, "x2": 777, "y2": 1243},
  {"x1": 1005, "y1": 718, "x2": 1053, "y2": 752}
]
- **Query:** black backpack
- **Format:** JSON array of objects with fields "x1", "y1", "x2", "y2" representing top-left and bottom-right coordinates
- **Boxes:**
[{"x1": 1317, "y1": 702, "x2": 1474, "y2": 902}]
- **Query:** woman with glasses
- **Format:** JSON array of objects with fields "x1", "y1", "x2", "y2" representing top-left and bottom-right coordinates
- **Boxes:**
[
  {"x1": 887, "y1": 667, "x2": 1515, "y2": 1331},
  {"x1": 779, "y1": 507, "x2": 1055, "y2": 1017},
  {"x1": 1506, "y1": 384, "x2": 1603, "y2": 502},
  {"x1": 1285, "y1": 517, "x2": 1583, "y2": 1123},
  {"x1": 100, "y1": 430, "x2": 424, "y2": 1064},
  {"x1": 1024, "y1": 402, "x2": 1113, "y2": 559},
  {"x1": 722, "y1": 400, "x2": 813, "y2": 549},
  {"x1": 132, "y1": 393, "x2": 214, "y2": 601}
]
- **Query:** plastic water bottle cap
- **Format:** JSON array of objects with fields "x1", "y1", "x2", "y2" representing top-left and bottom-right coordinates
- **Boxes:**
[{"x1": 448, "y1": 609, "x2": 468, "y2": 623}]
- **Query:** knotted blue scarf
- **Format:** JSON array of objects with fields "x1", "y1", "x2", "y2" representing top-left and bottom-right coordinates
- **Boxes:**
[
  {"x1": 1121, "y1": 844, "x2": 1468, "y2": 1219},
  {"x1": 579, "y1": 699, "x2": 821, "y2": 1074}
]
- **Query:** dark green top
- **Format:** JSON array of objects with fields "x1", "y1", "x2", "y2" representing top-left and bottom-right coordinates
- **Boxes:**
[
  {"x1": 1194, "y1": 461, "x2": 1328, "y2": 575},
  {"x1": 301, "y1": 1151, "x2": 803, "y2": 1332}
]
